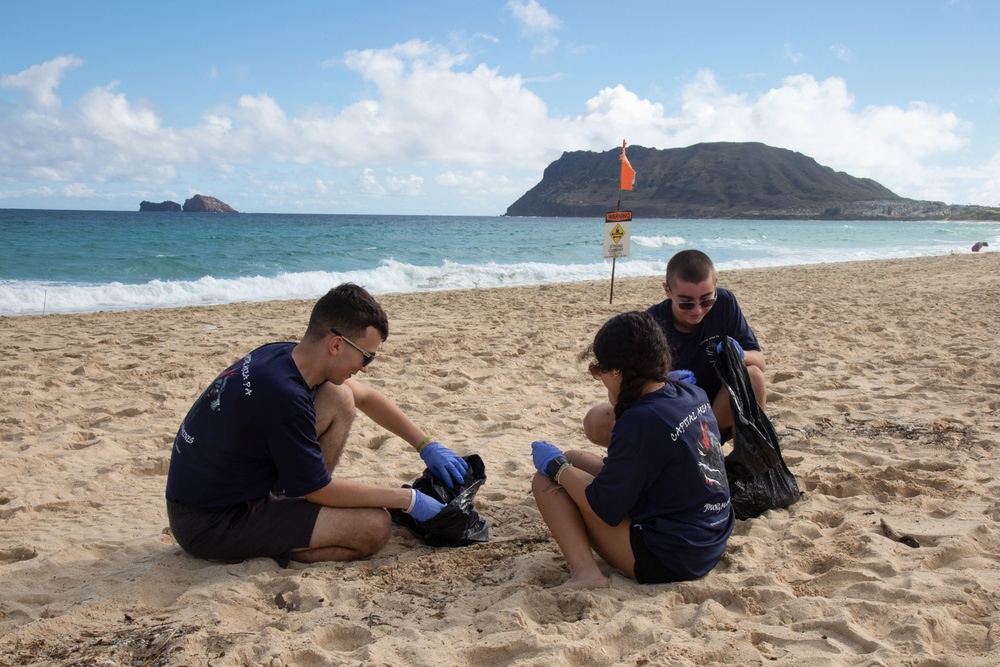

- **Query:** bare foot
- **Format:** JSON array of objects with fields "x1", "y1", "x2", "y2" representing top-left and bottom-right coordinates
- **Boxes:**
[{"x1": 550, "y1": 571, "x2": 610, "y2": 592}]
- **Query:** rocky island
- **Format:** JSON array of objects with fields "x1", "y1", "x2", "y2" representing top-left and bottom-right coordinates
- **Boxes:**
[
  {"x1": 505, "y1": 142, "x2": 1000, "y2": 220},
  {"x1": 140, "y1": 194, "x2": 237, "y2": 213}
]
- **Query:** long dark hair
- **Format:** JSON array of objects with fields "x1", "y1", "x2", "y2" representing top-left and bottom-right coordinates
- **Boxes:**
[{"x1": 581, "y1": 311, "x2": 671, "y2": 419}]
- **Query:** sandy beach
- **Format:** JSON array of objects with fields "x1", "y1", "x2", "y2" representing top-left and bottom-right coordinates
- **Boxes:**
[{"x1": 1, "y1": 253, "x2": 998, "y2": 666}]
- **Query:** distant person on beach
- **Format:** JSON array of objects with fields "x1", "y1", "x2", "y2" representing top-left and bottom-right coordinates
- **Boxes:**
[
  {"x1": 971, "y1": 241, "x2": 989, "y2": 252},
  {"x1": 530, "y1": 311, "x2": 734, "y2": 590},
  {"x1": 165, "y1": 283, "x2": 469, "y2": 566},
  {"x1": 584, "y1": 249, "x2": 766, "y2": 445}
]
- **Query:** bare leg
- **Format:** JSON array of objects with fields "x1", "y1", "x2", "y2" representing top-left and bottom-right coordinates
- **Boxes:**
[
  {"x1": 313, "y1": 381, "x2": 356, "y2": 472},
  {"x1": 582, "y1": 402, "x2": 615, "y2": 447},
  {"x1": 712, "y1": 388, "x2": 734, "y2": 432},
  {"x1": 564, "y1": 450, "x2": 605, "y2": 476},
  {"x1": 531, "y1": 472, "x2": 610, "y2": 591},
  {"x1": 292, "y1": 506, "x2": 392, "y2": 563},
  {"x1": 747, "y1": 365, "x2": 767, "y2": 409}
]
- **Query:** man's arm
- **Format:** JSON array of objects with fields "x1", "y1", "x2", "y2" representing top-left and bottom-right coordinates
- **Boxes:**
[
  {"x1": 345, "y1": 378, "x2": 469, "y2": 487},
  {"x1": 305, "y1": 477, "x2": 411, "y2": 509},
  {"x1": 344, "y1": 377, "x2": 426, "y2": 451}
]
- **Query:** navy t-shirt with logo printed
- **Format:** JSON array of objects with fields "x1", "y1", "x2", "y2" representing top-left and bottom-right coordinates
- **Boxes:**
[
  {"x1": 165, "y1": 342, "x2": 331, "y2": 509},
  {"x1": 646, "y1": 287, "x2": 760, "y2": 402},
  {"x1": 585, "y1": 382, "x2": 734, "y2": 579}
]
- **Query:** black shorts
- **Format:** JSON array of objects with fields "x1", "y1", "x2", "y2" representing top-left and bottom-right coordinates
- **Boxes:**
[
  {"x1": 167, "y1": 494, "x2": 322, "y2": 568},
  {"x1": 630, "y1": 524, "x2": 687, "y2": 585}
]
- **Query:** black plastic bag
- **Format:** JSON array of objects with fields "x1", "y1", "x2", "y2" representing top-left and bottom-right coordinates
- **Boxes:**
[
  {"x1": 713, "y1": 338, "x2": 800, "y2": 520},
  {"x1": 390, "y1": 454, "x2": 489, "y2": 547}
]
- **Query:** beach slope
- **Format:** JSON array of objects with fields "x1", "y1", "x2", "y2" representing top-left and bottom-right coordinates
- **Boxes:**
[{"x1": 1, "y1": 254, "x2": 998, "y2": 666}]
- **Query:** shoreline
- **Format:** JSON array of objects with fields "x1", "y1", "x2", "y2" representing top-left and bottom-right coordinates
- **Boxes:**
[
  {"x1": 3, "y1": 250, "x2": 993, "y2": 318},
  {"x1": 2, "y1": 253, "x2": 998, "y2": 665}
]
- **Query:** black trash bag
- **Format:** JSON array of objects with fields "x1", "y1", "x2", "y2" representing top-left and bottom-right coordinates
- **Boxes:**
[
  {"x1": 713, "y1": 338, "x2": 800, "y2": 520},
  {"x1": 390, "y1": 454, "x2": 489, "y2": 547}
]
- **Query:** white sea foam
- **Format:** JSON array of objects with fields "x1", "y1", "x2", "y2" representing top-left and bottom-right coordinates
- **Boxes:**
[
  {"x1": 3, "y1": 213, "x2": 998, "y2": 315},
  {"x1": 631, "y1": 235, "x2": 686, "y2": 248},
  {"x1": 0, "y1": 259, "x2": 664, "y2": 315}
]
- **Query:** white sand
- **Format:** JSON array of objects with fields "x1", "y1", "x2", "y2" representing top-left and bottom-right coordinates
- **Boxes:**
[{"x1": 1, "y1": 253, "x2": 998, "y2": 666}]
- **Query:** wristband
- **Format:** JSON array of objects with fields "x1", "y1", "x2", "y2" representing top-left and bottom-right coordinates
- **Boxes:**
[
  {"x1": 415, "y1": 435, "x2": 433, "y2": 452},
  {"x1": 553, "y1": 462, "x2": 573, "y2": 485},
  {"x1": 404, "y1": 489, "x2": 417, "y2": 514},
  {"x1": 544, "y1": 455, "x2": 569, "y2": 482}
]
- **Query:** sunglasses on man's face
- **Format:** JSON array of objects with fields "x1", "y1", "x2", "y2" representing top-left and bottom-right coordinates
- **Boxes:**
[
  {"x1": 676, "y1": 294, "x2": 717, "y2": 311},
  {"x1": 330, "y1": 327, "x2": 377, "y2": 366}
]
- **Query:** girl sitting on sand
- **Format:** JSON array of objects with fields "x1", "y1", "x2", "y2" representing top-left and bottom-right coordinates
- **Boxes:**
[{"x1": 530, "y1": 311, "x2": 735, "y2": 590}]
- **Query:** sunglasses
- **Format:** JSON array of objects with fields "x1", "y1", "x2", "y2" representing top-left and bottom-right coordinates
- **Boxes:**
[
  {"x1": 330, "y1": 327, "x2": 377, "y2": 366},
  {"x1": 676, "y1": 293, "x2": 717, "y2": 311}
]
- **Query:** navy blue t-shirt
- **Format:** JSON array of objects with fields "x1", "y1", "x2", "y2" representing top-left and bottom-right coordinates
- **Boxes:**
[
  {"x1": 646, "y1": 287, "x2": 760, "y2": 402},
  {"x1": 165, "y1": 342, "x2": 332, "y2": 509},
  {"x1": 585, "y1": 382, "x2": 734, "y2": 579}
]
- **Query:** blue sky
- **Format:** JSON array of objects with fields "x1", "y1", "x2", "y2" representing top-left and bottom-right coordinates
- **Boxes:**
[{"x1": 2, "y1": 0, "x2": 998, "y2": 215}]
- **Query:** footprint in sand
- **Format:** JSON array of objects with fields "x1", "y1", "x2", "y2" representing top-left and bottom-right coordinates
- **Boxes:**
[{"x1": 0, "y1": 545, "x2": 38, "y2": 565}]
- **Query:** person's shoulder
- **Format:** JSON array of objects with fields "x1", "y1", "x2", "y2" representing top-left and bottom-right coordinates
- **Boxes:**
[
  {"x1": 716, "y1": 286, "x2": 737, "y2": 301},
  {"x1": 674, "y1": 379, "x2": 711, "y2": 405},
  {"x1": 647, "y1": 299, "x2": 670, "y2": 316},
  {"x1": 714, "y1": 287, "x2": 746, "y2": 313}
]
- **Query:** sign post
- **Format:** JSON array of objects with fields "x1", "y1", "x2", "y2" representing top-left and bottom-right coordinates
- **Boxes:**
[
  {"x1": 603, "y1": 210, "x2": 632, "y2": 304},
  {"x1": 604, "y1": 141, "x2": 635, "y2": 304}
]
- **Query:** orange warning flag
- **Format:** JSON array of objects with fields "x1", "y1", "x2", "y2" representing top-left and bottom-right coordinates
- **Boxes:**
[{"x1": 620, "y1": 140, "x2": 635, "y2": 191}]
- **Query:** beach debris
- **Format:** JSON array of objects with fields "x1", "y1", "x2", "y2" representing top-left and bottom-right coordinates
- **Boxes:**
[
  {"x1": 880, "y1": 518, "x2": 920, "y2": 548},
  {"x1": 4, "y1": 620, "x2": 192, "y2": 667},
  {"x1": 840, "y1": 417, "x2": 971, "y2": 446},
  {"x1": 274, "y1": 592, "x2": 299, "y2": 612}
]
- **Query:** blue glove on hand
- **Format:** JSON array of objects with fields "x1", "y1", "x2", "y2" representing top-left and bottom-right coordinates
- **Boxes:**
[
  {"x1": 716, "y1": 336, "x2": 745, "y2": 359},
  {"x1": 405, "y1": 490, "x2": 446, "y2": 523},
  {"x1": 531, "y1": 440, "x2": 565, "y2": 476},
  {"x1": 667, "y1": 369, "x2": 696, "y2": 384},
  {"x1": 419, "y1": 441, "x2": 469, "y2": 489}
]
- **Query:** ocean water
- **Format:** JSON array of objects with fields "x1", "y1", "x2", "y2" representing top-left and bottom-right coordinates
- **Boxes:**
[{"x1": 1, "y1": 209, "x2": 997, "y2": 315}]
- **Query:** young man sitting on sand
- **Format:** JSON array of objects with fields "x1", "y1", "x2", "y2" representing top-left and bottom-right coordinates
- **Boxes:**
[
  {"x1": 165, "y1": 283, "x2": 469, "y2": 566},
  {"x1": 584, "y1": 249, "x2": 766, "y2": 446}
]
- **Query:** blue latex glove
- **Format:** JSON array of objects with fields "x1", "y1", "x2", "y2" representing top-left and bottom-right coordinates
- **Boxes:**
[
  {"x1": 667, "y1": 369, "x2": 696, "y2": 384},
  {"x1": 716, "y1": 336, "x2": 745, "y2": 359},
  {"x1": 405, "y1": 490, "x2": 446, "y2": 523},
  {"x1": 419, "y1": 441, "x2": 469, "y2": 489},
  {"x1": 531, "y1": 440, "x2": 565, "y2": 476}
]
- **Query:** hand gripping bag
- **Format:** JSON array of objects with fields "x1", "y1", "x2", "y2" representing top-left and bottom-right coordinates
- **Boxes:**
[
  {"x1": 391, "y1": 454, "x2": 489, "y2": 547},
  {"x1": 712, "y1": 338, "x2": 800, "y2": 519}
]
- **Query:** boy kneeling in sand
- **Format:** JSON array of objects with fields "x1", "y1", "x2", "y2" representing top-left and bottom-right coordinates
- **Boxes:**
[
  {"x1": 530, "y1": 312, "x2": 734, "y2": 590},
  {"x1": 584, "y1": 249, "x2": 766, "y2": 446}
]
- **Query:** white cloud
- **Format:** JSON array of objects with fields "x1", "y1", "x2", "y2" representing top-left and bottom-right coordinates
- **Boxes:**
[
  {"x1": 506, "y1": 0, "x2": 560, "y2": 33},
  {"x1": 385, "y1": 171, "x2": 424, "y2": 196},
  {"x1": 505, "y1": 0, "x2": 561, "y2": 56},
  {"x1": 783, "y1": 43, "x2": 803, "y2": 65},
  {"x1": 0, "y1": 47, "x2": 994, "y2": 210},
  {"x1": 831, "y1": 44, "x2": 852, "y2": 62},
  {"x1": 652, "y1": 70, "x2": 969, "y2": 198},
  {"x1": 0, "y1": 54, "x2": 82, "y2": 108}
]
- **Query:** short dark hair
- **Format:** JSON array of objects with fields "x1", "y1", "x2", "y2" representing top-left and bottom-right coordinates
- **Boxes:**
[
  {"x1": 666, "y1": 249, "x2": 716, "y2": 288},
  {"x1": 306, "y1": 283, "x2": 389, "y2": 342},
  {"x1": 580, "y1": 311, "x2": 672, "y2": 419}
]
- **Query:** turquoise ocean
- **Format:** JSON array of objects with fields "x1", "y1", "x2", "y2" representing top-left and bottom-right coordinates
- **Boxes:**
[{"x1": 2, "y1": 208, "x2": 998, "y2": 316}]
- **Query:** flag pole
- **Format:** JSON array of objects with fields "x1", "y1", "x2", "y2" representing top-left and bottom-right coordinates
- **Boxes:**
[
  {"x1": 610, "y1": 140, "x2": 628, "y2": 304},
  {"x1": 609, "y1": 256, "x2": 616, "y2": 304}
]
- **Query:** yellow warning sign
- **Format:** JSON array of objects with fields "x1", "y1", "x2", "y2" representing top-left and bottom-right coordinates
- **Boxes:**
[{"x1": 602, "y1": 219, "x2": 631, "y2": 259}]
